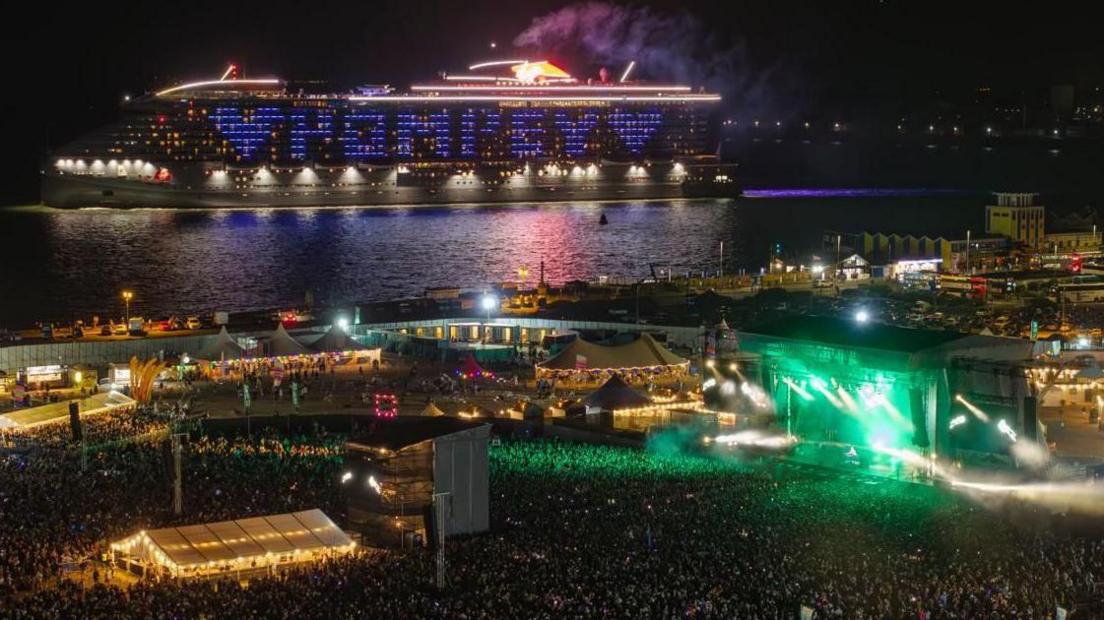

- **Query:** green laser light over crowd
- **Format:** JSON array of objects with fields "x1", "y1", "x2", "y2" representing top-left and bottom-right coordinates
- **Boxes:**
[{"x1": 782, "y1": 377, "x2": 813, "y2": 401}]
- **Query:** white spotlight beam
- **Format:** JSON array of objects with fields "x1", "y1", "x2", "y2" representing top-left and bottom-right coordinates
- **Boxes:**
[{"x1": 619, "y1": 60, "x2": 636, "y2": 83}]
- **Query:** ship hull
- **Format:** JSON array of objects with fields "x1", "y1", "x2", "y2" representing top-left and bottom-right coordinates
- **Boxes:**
[{"x1": 41, "y1": 171, "x2": 740, "y2": 209}]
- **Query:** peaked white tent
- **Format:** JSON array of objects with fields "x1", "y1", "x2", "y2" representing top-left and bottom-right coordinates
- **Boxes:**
[
  {"x1": 268, "y1": 323, "x2": 310, "y2": 357},
  {"x1": 421, "y1": 401, "x2": 446, "y2": 417},
  {"x1": 311, "y1": 326, "x2": 351, "y2": 353},
  {"x1": 197, "y1": 326, "x2": 247, "y2": 361}
]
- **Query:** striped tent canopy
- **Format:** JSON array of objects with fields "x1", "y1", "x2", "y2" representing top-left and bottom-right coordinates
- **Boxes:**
[{"x1": 537, "y1": 333, "x2": 687, "y2": 373}]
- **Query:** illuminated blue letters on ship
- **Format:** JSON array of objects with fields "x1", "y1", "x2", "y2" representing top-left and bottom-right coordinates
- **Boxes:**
[
  {"x1": 609, "y1": 108, "x2": 663, "y2": 153},
  {"x1": 289, "y1": 110, "x2": 334, "y2": 160},
  {"x1": 207, "y1": 105, "x2": 673, "y2": 161},
  {"x1": 396, "y1": 111, "x2": 451, "y2": 158},
  {"x1": 510, "y1": 110, "x2": 544, "y2": 158},
  {"x1": 210, "y1": 107, "x2": 282, "y2": 159},
  {"x1": 554, "y1": 110, "x2": 598, "y2": 156},
  {"x1": 460, "y1": 111, "x2": 501, "y2": 158},
  {"x1": 343, "y1": 111, "x2": 388, "y2": 159}
]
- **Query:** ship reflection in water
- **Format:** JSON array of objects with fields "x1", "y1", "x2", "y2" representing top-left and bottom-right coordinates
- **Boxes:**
[{"x1": 0, "y1": 190, "x2": 984, "y2": 327}]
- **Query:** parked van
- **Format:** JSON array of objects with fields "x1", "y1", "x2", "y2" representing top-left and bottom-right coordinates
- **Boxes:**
[{"x1": 127, "y1": 317, "x2": 147, "y2": 336}]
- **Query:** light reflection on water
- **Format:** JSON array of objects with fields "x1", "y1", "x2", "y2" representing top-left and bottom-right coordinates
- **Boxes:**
[{"x1": 0, "y1": 193, "x2": 982, "y2": 326}]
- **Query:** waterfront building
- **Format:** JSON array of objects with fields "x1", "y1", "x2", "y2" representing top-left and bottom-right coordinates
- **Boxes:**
[
  {"x1": 985, "y1": 193, "x2": 1046, "y2": 248},
  {"x1": 1043, "y1": 230, "x2": 1102, "y2": 253},
  {"x1": 948, "y1": 236, "x2": 1010, "y2": 273},
  {"x1": 831, "y1": 230, "x2": 1009, "y2": 273}
]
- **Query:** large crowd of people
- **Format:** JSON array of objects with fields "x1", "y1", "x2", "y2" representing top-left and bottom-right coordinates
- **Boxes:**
[
  {"x1": 0, "y1": 427, "x2": 344, "y2": 599},
  {"x1": 2, "y1": 407, "x2": 168, "y2": 449},
  {"x1": 2, "y1": 428, "x2": 1103, "y2": 617}
]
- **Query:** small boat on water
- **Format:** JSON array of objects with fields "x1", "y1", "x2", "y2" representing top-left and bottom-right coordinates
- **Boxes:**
[{"x1": 599, "y1": 213, "x2": 609, "y2": 225}]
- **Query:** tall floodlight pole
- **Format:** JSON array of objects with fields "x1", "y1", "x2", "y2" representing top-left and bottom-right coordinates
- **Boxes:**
[
  {"x1": 965, "y1": 229, "x2": 971, "y2": 274},
  {"x1": 170, "y1": 430, "x2": 183, "y2": 511},
  {"x1": 433, "y1": 492, "x2": 451, "y2": 589},
  {"x1": 786, "y1": 383, "x2": 793, "y2": 439},
  {"x1": 122, "y1": 290, "x2": 133, "y2": 326},
  {"x1": 719, "y1": 241, "x2": 724, "y2": 278},
  {"x1": 480, "y1": 293, "x2": 496, "y2": 345},
  {"x1": 836, "y1": 235, "x2": 842, "y2": 281}
]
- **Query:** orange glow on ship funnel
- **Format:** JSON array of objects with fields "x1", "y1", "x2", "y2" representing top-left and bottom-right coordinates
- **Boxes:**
[{"x1": 511, "y1": 60, "x2": 572, "y2": 83}]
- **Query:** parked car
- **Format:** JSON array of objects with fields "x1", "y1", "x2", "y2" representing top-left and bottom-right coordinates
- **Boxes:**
[
  {"x1": 100, "y1": 325, "x2": 112, "y2": 336},
  {"x1": 112, "y1": 322, "x2": 128, "y2": 336},
  {"x1": 186, "y1": 316, "x2": 202, "y2": 330}
]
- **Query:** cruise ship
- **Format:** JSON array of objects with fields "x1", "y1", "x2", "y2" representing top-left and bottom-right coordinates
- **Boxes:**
[{"x1": 42, "y1": 60, "x2": 738, "y2": 208}]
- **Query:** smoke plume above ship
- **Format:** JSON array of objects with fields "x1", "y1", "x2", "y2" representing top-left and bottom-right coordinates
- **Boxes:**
[{"x1": 514, "y1": 2, "x2": 800, "y2": 120}]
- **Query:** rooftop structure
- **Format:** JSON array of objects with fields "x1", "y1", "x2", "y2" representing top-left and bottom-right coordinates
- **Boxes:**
[
  {"x1": 744, "y1": 316, "x2": 967, "y2": 355},
  {"x1": 986, "y1": 193, "x2": 1045, "y2": 248}
]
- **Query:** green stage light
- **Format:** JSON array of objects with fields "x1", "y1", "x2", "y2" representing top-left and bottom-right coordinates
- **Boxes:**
[
  {"x1": 836, "y1": 388, "x2": 860, "y2": 414},
  {"x1": 782, "y1": 377, "x2": 813, "y2": 401},
  {"x1": 767, "y1": 360, "x2": 919, "y2": 452}
]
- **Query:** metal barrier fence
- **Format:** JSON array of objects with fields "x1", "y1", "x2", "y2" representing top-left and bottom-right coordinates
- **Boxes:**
[
  {"x1": 0, "y1": 335, "x2": 218, "y2": 375},
  {"x1": 0, "y1": 327, "x2": 305, "y2": 375}
]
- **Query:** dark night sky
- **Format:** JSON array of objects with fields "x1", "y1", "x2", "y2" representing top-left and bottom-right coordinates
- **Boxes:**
[{"x1": 1, "y1": 0, "x2": 1101, "y2": 204}]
